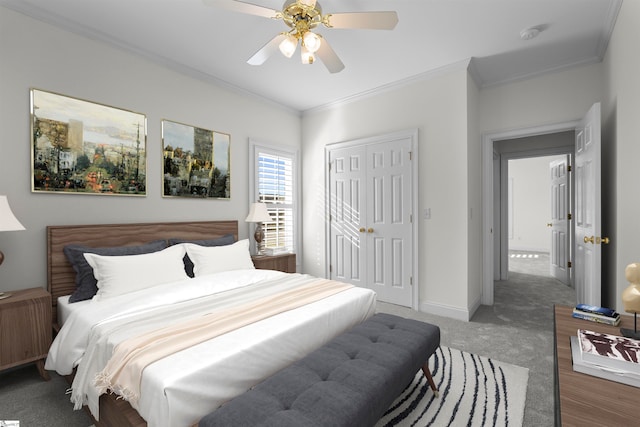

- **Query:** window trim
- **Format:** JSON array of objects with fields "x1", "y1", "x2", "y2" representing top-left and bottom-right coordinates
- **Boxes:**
[{"x1": 248, "y1": 139, "x2": 300, "y2": 263}]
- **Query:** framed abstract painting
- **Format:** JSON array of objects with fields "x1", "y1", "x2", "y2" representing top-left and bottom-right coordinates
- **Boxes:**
[
  {"x1": 31, "y1": 88, "x2": 147, "y2": 196},
  {"x1": 162, "y1": 119, "x2": 230, "y2": 199}
]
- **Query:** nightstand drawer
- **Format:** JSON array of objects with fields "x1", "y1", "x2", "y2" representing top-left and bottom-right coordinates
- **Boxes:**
[{"x1": 252, "y1": 253, "x2": 296, "y2": 273}]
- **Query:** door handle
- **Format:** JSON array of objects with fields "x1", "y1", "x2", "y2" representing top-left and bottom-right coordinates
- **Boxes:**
[
  {"x1": 547, "y1": 223, "x2": 553, "y2": 227},
  {"x1": 583, "y1": 236, "x2": 595, "y2": 244},
  {"x1": 367, "y1": 228, "x2": 374, "y2": 233},
  {"x1": 596, "y1": 236, "x2": 611, "y2": 245},
  {"x1": 359, "y1": 227, "x2": 365, "y2": 233}
]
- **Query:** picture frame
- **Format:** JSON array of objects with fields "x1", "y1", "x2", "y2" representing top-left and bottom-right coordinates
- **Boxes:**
[
  {"x1": 162, "y1": 119, "x2": 230, "y2": 199},
  {"x1": 30, "y1": 88, "x2": 147, "y2": 196}
]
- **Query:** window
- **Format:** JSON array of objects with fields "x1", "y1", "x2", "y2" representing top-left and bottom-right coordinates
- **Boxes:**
[{"x1": 250, "y1": 140, "x2": 298, "y2": 254}]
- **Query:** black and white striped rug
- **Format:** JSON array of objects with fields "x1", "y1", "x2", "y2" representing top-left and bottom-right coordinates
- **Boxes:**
[{"x1": 377, "y1": 346, "x2": 529, "y2": 427}]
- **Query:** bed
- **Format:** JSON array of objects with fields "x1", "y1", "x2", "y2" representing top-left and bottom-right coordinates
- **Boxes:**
[{"x1": 45, "y1": 221, "x2": 377, "y2": 427}]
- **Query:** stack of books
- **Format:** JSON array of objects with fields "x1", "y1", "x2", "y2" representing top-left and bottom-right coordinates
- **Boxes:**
[
  {"x1": 571, "y1": 329, "x2": 640, "y2": 387},
  {"x1": 571, "y1": 303, "x2": 621, "y2": 326}
]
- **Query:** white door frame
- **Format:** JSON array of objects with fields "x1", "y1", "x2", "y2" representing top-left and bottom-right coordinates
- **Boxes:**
[
  {"x1": 482, "y1": 121, "x2": 579, "y2": 305},
  {"x1": 325, "y1": 128, "x2": 420, "y2": 310}
]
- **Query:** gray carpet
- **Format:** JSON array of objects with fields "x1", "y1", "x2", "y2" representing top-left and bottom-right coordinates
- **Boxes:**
[
  {"x1": 0, "y1": 254, "x2": 574, "y2": 426},
  {"x1": 379, "y1": 251, "x2": 575, "y2": 426}
]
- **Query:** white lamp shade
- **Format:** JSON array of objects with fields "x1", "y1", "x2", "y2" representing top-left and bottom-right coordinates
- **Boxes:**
[
  {"x1": 0, "y1": 195, "x2": 25, "y2": 232},
  {"x1": 245, "y1": 202, "x2": 272, "y2": 223}
]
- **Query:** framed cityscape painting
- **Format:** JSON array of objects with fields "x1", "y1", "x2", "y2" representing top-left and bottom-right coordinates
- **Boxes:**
[
  {"x1": 162, "y1": 119, "x2": 230, "y2": 199},
  {"x1": 30, "y1": 88, "x2": 147, "y2": 195}
]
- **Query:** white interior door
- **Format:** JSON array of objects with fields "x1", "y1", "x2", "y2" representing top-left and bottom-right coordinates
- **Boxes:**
[
  {"x1": 328, "y1": 135, "x2": 414, "y2": 307},
  {"x1": 550, "y1": 155, "x2": 570, "y2": 285},
  {"x1": 366, "y1": 140, "x2": 413, "y2": 306},
  {"x1": 329, "y1": 145, "x2": 365, "y2": 287},
  {"x1": 574, "y1": 102, "x2": 602, "y2": 306}
]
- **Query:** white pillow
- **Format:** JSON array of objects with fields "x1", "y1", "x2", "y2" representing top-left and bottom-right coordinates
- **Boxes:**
[
  {"x1": 185, "y1": 239, "x2": 255, "y2": 276},
  {"x1": 83, "y1": 244, "x2": 189, "y2": 300}
]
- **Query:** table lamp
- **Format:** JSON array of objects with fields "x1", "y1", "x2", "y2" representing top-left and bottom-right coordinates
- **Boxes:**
[
  {"x1": 0, "y1": 195, "x2": 26, "y2": 266},
  {"x1": 245, "y1": 202, "x2": 272, "y2": 255},
  {"x1": 621, "y1": 262, "x2": 640, "y2": 339}
]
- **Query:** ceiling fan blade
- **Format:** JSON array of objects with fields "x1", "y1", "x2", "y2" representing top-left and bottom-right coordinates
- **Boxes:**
[
  {"x1": 325, "y1": 11, "x2": 398, "y2": 30},
  {"x1": 316, "y1": 37, "x2": 345, "y2": 73},
  {"x1": 202, "y1": 0, "x2": 280, "y2": 19},
  {"x1": 247, "y1": 33, "x2": 287, "y2": 65}
]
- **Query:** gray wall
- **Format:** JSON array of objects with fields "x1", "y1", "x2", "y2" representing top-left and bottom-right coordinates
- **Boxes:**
[{"x1": 0, "y1": 8, "x2": 301, "y2": 291}]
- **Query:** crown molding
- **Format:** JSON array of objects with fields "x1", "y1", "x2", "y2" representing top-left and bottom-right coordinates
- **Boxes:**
[{"x1": 303, "y1": 58, "x2": 473, "y2": 115}]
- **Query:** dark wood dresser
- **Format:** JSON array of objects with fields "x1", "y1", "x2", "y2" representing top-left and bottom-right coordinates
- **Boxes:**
[{"x1": 554, "y1": 305, "x2": 640, "y2": 426}]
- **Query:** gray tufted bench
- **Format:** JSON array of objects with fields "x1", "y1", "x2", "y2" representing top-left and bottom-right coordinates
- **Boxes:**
[{"x1": 198, "y1": 313, "x2": 441, "y2": 427}]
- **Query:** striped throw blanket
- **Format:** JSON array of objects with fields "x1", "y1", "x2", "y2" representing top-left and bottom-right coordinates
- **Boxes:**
[{"x1": 94, "y1": 277, "x2": 352, "y2": 404}]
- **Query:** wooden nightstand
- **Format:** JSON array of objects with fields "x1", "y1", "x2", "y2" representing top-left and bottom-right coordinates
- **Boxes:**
[
  {"x1": 252, "y1": 253, "x2": 296, "y2": 273},
  {"x1": 0, "y1": 287, "x2": 52, "y2": 380}
]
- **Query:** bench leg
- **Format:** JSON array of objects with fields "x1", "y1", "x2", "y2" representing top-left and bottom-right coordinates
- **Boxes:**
[{"x1": 421, "y1": 363, "x2": 439, "y2": 397}]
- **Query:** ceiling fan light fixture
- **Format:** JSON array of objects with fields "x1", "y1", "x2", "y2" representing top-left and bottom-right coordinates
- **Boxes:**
[
  {"x1": 301, "y1": 45, "x2": 315, "y2": 64},
  {"x1": 278, "y1": 33, "x2": 298, "y2": 58},
  {"x1": 297, "y1": 0, "x2": 317, "y2": 8},
  {"x1": 302, "y1": 31, "x2": 321, "y2": 53}
]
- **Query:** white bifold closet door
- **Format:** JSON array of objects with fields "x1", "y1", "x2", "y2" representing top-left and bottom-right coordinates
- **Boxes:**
[{"x1": 328, "y1": 135, "x2": 414, "y2": 307}]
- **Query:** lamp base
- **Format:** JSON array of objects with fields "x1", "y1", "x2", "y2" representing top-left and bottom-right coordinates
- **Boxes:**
[
  {"x1": 620, "y1": 328, "x2": 640, "y2": 340},
  {"x1": 620, "y1": 312, "x2": 640, "y2": 340},
  {"x1": 254, "y1": 223, "x2": 266, "y2": 255}
]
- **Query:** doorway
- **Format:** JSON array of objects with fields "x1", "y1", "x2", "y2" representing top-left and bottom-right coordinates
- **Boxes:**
[
  {"x1": 506, "y1": 155, "x2": 570, "y2": 282},
  {"x1": 482, "y1": 122, "x2": 579, "y2": 306},
  {"x1": 494, "y1": 132, "x2": 574, "y2": 283},
  {"x1": 483, "y1": 104, "x2": 602, "y2": 307}
]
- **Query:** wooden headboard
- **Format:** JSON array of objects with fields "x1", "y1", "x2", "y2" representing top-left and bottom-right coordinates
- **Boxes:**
[{"x1": 47, "y1": 220, "x2": 238, "y2": 326}]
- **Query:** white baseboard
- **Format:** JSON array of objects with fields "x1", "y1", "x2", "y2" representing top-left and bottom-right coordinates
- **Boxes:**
[
  {"x1": 418, "y1": 294, "x2": 482, "y2": 322},
  {"x1": 419, "y1": 300, "x2": 472, "y2": 321}
]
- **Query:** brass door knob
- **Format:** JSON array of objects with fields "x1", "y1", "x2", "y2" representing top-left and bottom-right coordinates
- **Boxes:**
[
  {"x1": 598, "y1": 237, "x2": 611, "y2": 245},
  {"x1": 584, "y1": 236, "x2": 595, "y2": 244},
  {"x1": 547, "y1": 223, "x2": 553, "y2": 227},
  {"x1": 367, "y1": 228, "x2": 374, "y2": 233},
  {"x1": 359, "y1": 227, "x2": 365, "y2": 233}
]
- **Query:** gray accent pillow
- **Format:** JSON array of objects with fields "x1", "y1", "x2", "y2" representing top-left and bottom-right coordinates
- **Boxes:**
[
  {"x1": 64, "y1": 240, "x2": 168, "y2": 303},
  {"x1": 168, "y1": 234, "x2": 236, "y2": 277}
]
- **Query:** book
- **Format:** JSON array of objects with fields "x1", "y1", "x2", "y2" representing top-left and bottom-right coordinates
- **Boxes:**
[
  {"x1": 571, "y1": 336, "x2": 640, "y2": 388},
  {"x1": 577, "y1": 329, "x2": 640, "y2": 375},
  {"x1": 572, "y1": 309, "x2": 621, "y2": 326},
  {"x1": 575, "y1": 303, "x2": 618, "y2": 318}
]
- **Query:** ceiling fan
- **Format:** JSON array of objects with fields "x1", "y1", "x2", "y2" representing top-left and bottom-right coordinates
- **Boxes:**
[{"x1": 203, "y1": 0, "x2": 398, "y2": 73}]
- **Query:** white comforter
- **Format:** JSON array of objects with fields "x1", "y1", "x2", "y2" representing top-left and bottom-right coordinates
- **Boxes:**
[{"x1": 45, "y1": 269, "x2": 376, "y2": 427}]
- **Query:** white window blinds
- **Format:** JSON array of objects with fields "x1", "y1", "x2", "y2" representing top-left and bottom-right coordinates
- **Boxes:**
[{"x1": 257, "y1": 151, "x2": 294, "y2": 251}]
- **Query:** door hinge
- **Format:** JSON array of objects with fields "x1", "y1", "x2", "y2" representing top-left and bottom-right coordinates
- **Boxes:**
[
  {"x1": 328, "y1": 162, "x2": 332, "y2": 171},
  {"x1": 410, "y1": 276, "x2": 413, "y2": 286},
  {"x1": 568, "y1": 165, "x2": 572, "y2": 172},
  {"x1": 329, "y1": 265, "x2": 333, "y2": 273},
  {"x1": 410, "y1": 214, "x2": 413, "y2": 223},
  {"x1": 409, "y1": 151, "x2": 412, "y2": 161},
  {"x1": 567, "y1": 213, "x2": 572, "y2": 220},
  {"x1": 568, "y1": 261, "x2": 572, "y2": 268}
]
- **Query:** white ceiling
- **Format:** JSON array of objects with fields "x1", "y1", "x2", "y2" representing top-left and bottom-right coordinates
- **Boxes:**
[{"x1": 0, "y1": 0, "x2": 622, "y2": 112}]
